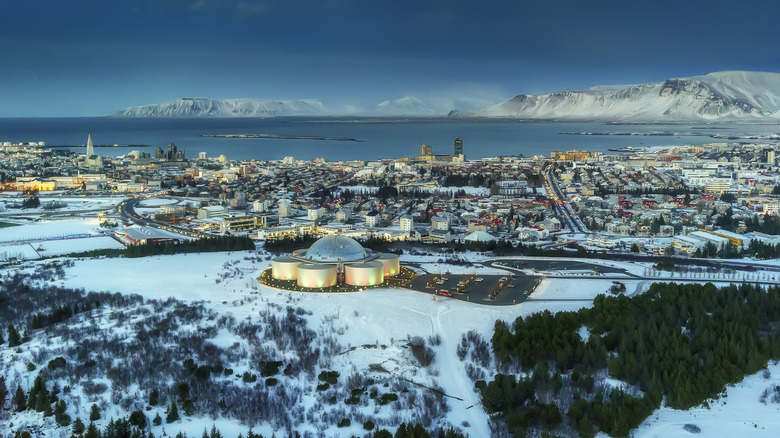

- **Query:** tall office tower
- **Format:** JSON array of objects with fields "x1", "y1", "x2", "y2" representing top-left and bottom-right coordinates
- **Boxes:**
[
  {"x1": 454, "y1": 137, "x2": 463, "y2": 156},
  {"x1": 420, "y1": 144, "x2": 433, "y2": 156}
]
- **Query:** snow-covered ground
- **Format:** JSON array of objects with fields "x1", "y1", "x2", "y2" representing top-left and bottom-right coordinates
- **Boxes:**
[
  {"x1": 0, "y1": 218, "x2": 122, "y2": 260},
  {"x1": 36, "y1": 235, "x2": 124, "y2": 256},
  {"x1": 46, "y1": 251, "x2": 615, "y2": 437},
  {"x1": 136, "y1": 198, "x2": 180, "y2": 207},
  {"x1": 6, "y1": 249, "x2": 777, "y2": 437},
  {"x1": 636, "y1": 361, "x2": 780, "y2": 438},
  {"x1": 0, "y1": 218, "x2": 105, "y2": 243},
  {"x1": 0, "y1": 196, "x2": 124, "y2": 216}
]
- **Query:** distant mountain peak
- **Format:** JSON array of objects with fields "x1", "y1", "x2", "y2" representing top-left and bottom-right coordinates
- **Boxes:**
[
  {"x1": 460, "y1": 71, "x2": 780, "y2": 121},
  {"x1": 115, "y1": 97, "x2": 328, "y2": 118}
]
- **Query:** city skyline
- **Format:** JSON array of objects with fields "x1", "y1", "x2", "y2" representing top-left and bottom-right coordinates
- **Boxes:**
[{"x1": 4, "y1": 0, "x2": 780, "y2": 117}]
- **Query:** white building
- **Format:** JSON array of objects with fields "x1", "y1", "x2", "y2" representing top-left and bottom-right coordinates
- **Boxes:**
[
  {"x1": 431, "y1": 216, "x2": 449, "y2": 231},
  {"x1": 308, "y1": 207, "x2": 326, "y2": 222},
  {"x1": 688, "y1": 230, "x2": 730, "y2": 249},
  {"x1": 278, "y1": 200, "x2": 292, "y2": 218},
  {"x1": 671, "y1": 235, "x2": 706, "y2": 254},
  {"x1": 365, "y1": 210, "x2": 379, "y2": 227},
  {"x1": 399, "y1": 214, "x2": 414, "y2": 232},
  {"x1": 336, "y1": 210, "x2": 351, "y2": 223},
  {"x1": 703, "y1": 178, "x2": 732, "y2": 194},
  {"x1": 429, "y1": 229, "x2": 451, "y2": 243},
  {"x1": 197, "y1": 205, "x2": 228, "y2": 219}
]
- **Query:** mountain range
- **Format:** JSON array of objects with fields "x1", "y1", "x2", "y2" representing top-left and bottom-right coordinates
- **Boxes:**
[
  {"x1": 114, "y1": 97, "x2": 328, "y2": 118},
  {"x1": 114, "y1": 71, "x2": 780, "y2": 121},
  {"x1": 458, "y1": 71, "x2": 780, "y2": 121}
]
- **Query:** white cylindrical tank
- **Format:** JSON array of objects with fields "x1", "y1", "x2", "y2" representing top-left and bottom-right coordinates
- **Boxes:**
[
  {"x1": 297, "y1": 264, "x2": 338, "y2": 288},
  {"x1": 345, "y1": 261, "x2": 384, "y2": 287},
  {"x1": 376, "y1": 253, "x2": 400, "y2": 277},
  {"x1": 271, "y1": 256, "x2": 300, "y2": 280}
]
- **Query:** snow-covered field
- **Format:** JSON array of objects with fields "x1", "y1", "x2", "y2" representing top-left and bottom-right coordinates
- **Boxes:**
[
  {"x1": 636, "y1": 361, "x2": 780, "y2": 438},
  {"x1": 136, "y1": 198, "x2": 180, "y2": 207},
  {"x1": 0, "y1": 218, "x2": 122, "y2": 260},
  {"x1": 4, "y1": 249, "x2": 778, "y2": 437},
  {"x1": 42, "y1": 251, "x2": 611, "y2": 437},
  {"x1": 36, "y1": 235, "x2": 125, "y2": 256},
  {"x1": 0, "y1": 196, "x2": 124, "y2": 216},
  {"x1": 0, "y1": 218, "x2": 105, "y2": 243}
]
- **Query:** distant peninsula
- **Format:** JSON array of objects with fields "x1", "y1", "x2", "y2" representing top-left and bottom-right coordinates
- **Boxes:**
[{"x1": 201, "y1": 133, "x2": 362, "y2": 142}]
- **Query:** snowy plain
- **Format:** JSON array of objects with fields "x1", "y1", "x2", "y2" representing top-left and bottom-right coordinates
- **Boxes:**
[
  {"x1": 4, "y1": 248, "x2": 780, "y2": 437},
  {"x1": 42, "y1": 251, "x2": 604, "y2": 437}
]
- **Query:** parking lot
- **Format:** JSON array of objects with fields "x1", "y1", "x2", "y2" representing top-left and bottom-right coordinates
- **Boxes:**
[{"x1": 408, "y1": 271, "x2": 542, "y2": 306}]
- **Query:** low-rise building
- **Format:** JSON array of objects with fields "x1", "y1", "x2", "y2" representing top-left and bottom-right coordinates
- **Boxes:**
[{"x1": 197, "y1": 205, "x2": 227, "y2": 219}]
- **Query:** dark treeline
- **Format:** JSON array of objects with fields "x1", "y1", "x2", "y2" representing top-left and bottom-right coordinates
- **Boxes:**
[
  {"x1": 484, "y1": 282, "x2": 780, "y2": 437},
  {"x1": 262, "y1": 235, "x2": 318, "y2": 253},
  {"x1": 694, "y1": 238, "x2": 780, "y2": 260},
  {"x1": 716, "y1": 209, "x2": 780, "y2": 235},
  {"x1": 595, "y1": 186, "x2": 697, "y2": 197},
  {"x1": 369, "y1": 423, "x2": 468, "y2": 438},
  {"x1": 124, "y1": 235, "x2": 255, "y2": 257}
]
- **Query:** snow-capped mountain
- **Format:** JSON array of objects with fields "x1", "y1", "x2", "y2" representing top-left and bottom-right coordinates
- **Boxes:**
[
  {"x1": 115, "y1": 97, "x2": 328, "y2": 117},
  {"x1": 376, "y1": 96, "x2": 443, "y2": 116},
  {"x1": 461, "y1": 71, "x2": 780, "y2": 121}
]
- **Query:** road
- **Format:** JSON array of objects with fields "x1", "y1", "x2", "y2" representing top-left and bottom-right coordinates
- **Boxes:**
[
  {"x1": 117, "y1": 197, "x2": 203, "y2": 238},
  {"x1": 543, "y1": 164, "x2": 588, "y2": 235}
]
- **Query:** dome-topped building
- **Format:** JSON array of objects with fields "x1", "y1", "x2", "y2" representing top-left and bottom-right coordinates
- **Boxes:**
[
  {"x1": 304, "y1": 235, "x2": 369, "y2": 262},
  {"x1": 266, "y1": 233, "x2": 404, "y2": 291}
]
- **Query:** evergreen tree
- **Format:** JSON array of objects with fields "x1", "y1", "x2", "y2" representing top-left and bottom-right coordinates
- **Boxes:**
[
  {"x1": 7, "y1": 324, "x2": 21, "y2": 347},
  {"x1": 89, "y1": 403, "x2": 101, "y2": 421},
  {"x1": 166, "y1": 401, "x2": 179, "y2": 423},
  {"x1": 13, "y1": 385, "x2": 26, "y2": 411},
  {"x1": 54, "y1": 399, "x2": 70, "y2": 426},
  {"x1": 28, "y1": 376, "x2": 49, "y2": 413},
  {"x1": 73, "y1": 417, "x2": 86, "y2": 435},
  {"x1": 182, "y1": 399, "x2": 195, "y2": 416},
  {"x1": 208, "y1": 425, "x2": 223, "y2": 438},
  {"x1": 84, "y1": 422, "x2": 100, "y2": 438},
  {"x1": 129, "y1": 410, "x2": 146, "y2": 428},
  {"x1": 148, "y1": 388, "x2": 159, "y2": 406},
  {"x1": 0, "y1": 376, "x2": 7, "y2": 412},
  {"x1": 152, "y1": 412, "x2": 162, "y2": 426}
]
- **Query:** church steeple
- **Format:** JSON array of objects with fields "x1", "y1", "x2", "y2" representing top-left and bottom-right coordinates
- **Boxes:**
[{"x1": 86, "y1": 134, "x2": 94, "y2": 157}]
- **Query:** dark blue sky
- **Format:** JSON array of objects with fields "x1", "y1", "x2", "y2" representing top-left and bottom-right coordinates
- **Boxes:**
[{"x1": 3, "y1": 0, "x2": 780, "y2": 116}]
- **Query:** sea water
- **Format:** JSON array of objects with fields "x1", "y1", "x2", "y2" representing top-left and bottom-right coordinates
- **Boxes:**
[{"x1": 1, "y1": 117, "x2": 778, "y2": 162}]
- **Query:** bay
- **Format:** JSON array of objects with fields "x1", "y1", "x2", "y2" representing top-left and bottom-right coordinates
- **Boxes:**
[{"x1": 1, "y1": 117, "x2": 778, "y2": 162}]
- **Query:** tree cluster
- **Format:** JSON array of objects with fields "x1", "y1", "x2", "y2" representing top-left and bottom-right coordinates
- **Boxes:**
[
  {"x1": 124, "y1": 235, "x2": 255, "y2": 257},
  {"x1": 484, "y1": 282, "x2": 780, "y2": 437}
]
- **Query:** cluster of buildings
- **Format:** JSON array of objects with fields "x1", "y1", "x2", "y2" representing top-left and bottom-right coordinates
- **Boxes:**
[{"x1": 5, "y1": 134, "x2": 780, "y2": 257}]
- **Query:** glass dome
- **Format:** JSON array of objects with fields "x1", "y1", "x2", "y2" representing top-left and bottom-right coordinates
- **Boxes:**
[{"x1": 305, "y1": 235, "x2": 368, "y2": 262}]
